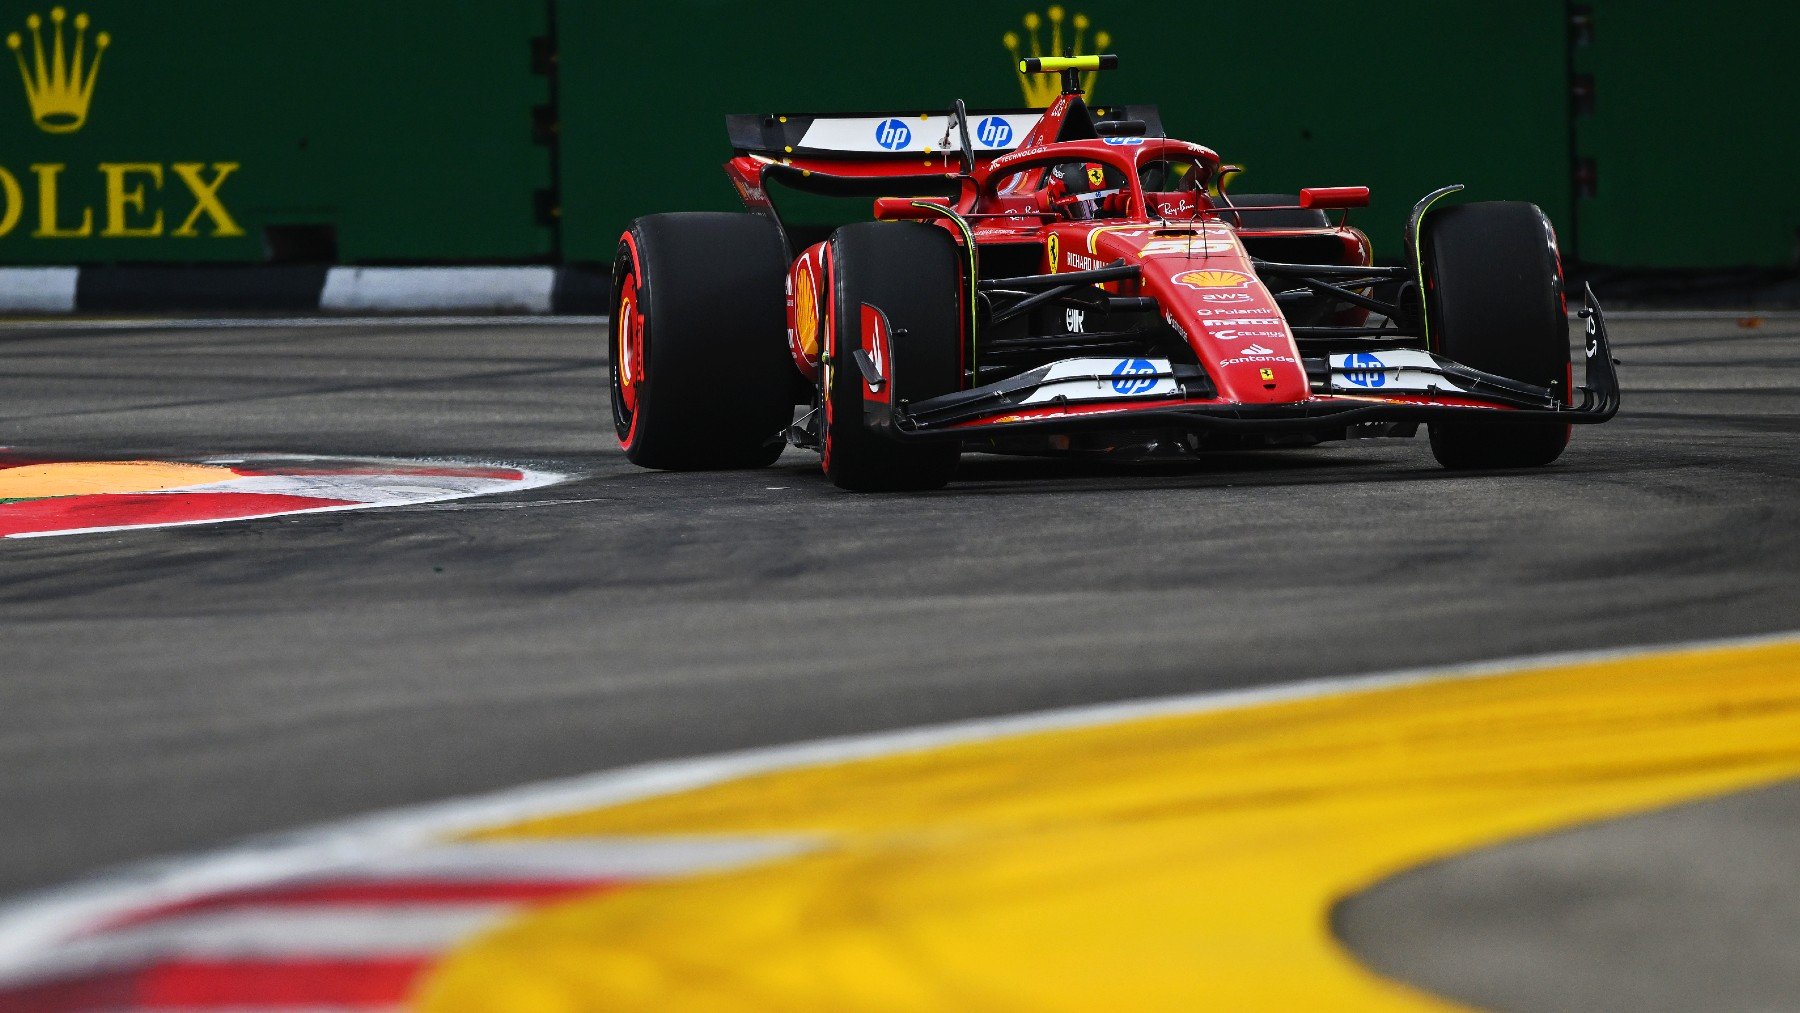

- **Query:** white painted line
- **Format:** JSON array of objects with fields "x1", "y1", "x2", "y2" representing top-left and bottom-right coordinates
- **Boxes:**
[
  {"x1": 2, "y1": 460, "x2": 571, "y2": 540},
  {"x1": 321, "y1": 268, "x2": 556, "y2": 314},
  {"x1": 0, "y1": 268, "x2": 79, "y2": 313},
  {"x1": 0, "y1": 627, "x2": 1795, "y2": 979},
  {"x1": 165, "y1": 472, "x2": 541, "y2": 502},
  {"x1": 338, "y1": 837, "x2": 816, "y2": 881}
]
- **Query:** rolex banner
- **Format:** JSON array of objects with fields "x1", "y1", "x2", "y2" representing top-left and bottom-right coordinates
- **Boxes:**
[
  {"x1": 0, "y1": 1, "x2": 552, "y2": 264},
  {"x1": 1, "y1": 2, "x2": 1793, "y2": 269}
]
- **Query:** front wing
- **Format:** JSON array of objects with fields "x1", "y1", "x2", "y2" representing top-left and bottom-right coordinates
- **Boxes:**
[{"x1": 861, "y1": 287, "x2": 1620, "y2": 443}]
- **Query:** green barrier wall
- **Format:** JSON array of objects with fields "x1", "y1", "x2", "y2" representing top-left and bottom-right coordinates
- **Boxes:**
[
  {"x1": 0, "y1": 1, "x2": 551, "y2": 264},
  {"x1": 1573, "y1": 3, "x2": 1800, "y2": 268},
  {"x1": 558, "y1": 1, "x2": 1571, "y2": 266},
  {"x1": 1, "y1": 1, "x2": 1792, "y2": 269}
]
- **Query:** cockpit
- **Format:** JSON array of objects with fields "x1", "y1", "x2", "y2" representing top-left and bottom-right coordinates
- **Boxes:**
[{"x1": 981, "y1": 147, "x2": 1215, "y2": 222}]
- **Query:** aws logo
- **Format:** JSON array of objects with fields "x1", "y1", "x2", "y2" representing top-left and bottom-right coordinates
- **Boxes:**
[
  {"x1": 1003, "y1": 6, "x2": 1111, "y2": 107},
  {"x1": 3, "y1": 8, "x2": 242, "y2": 242}
]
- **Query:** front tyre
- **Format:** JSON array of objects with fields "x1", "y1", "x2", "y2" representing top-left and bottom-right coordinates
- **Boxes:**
[
  {"x1": 611, "y1": 212, "x2": 792, "y2": 470},
  {"x1": 1422, "y1": 201, "x2": 1573, "y2": 470},
  {"x1": 821, "y1": 222, "x2": 963, "y2": 492}
]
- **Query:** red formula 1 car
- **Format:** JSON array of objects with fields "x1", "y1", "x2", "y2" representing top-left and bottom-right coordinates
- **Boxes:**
[{"x1": 610, "y1": 55, "x2": 1618, "y2": 491}]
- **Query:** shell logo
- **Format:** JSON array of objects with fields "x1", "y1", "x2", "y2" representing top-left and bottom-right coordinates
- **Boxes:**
[{"x1": 1174, "y1": 269, "x2": 1255, "y2": 290}]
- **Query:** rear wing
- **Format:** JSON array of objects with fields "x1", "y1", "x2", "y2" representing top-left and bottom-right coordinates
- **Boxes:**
[{"x1": 727, "y1": 105, "x2": 1163, "y2": 160}]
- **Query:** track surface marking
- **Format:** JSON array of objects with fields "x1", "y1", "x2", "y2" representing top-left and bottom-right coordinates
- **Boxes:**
[
  {"x1": 415, "y1": 637, "x2": 1800, "y2": 1010},
  {"x1": 0, "y1": 635, "x2": 1794, "y2": 1010},
  {"x1": 0, "y1": 315, "x2": 1796, "y2": 1009},
  {"x1": 0, "y1": 453, "x2": 568, "y2": 538}
]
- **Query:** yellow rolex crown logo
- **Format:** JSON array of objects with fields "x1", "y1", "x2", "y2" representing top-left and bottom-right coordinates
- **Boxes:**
[
  {"x1": 8, "y1": 6, "x2": 109, "y2": 134},
  {"x1": 1002, "y1": 6, "x2": 1110, "y2": 108}
]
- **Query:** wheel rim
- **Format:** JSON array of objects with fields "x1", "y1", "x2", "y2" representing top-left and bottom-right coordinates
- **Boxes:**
[{"x1": 613, "y1": 273, "x2": 644, "y2": 447}]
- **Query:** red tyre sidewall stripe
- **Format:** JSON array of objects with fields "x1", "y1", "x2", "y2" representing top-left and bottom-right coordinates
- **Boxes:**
[{"x1": 617, "y1": 231, "x2": 646, "y2": 451}]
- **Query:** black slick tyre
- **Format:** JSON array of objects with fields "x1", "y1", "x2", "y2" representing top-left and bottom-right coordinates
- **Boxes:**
[
  {"x1": 610, "y1": 212, "x2": 792, "y2": 470},
  {"x1": 821, "y1": 222, "x2": 962, "y2": 492},
  {"x1": 1422, "y1": 201, "x2": 1572, "y2": 470}
]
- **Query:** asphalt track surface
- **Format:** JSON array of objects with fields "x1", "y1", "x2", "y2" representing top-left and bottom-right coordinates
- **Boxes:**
[{"x1": 1, "y1": 313, "x2": 1796, "y2": 1008}]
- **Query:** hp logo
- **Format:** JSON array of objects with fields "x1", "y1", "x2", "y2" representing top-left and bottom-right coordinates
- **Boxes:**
[
  {"x1": 1111, "y1": 358, "x2": 1159, "y2": 395},
  {"x1": 1342, "y1": 352, "x2": 1387, "y2": 387},
  {"x1": 874, "y1": 118, "x2": 911, "y2": 151},
  {"x1": 975, "y1": 116, "x2": 1012, "y2": 147}
]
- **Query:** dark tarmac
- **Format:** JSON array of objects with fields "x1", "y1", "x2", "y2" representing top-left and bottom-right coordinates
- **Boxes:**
[{"x1": 0, "y1": 312, "x2": 1795, "y2": 1009}]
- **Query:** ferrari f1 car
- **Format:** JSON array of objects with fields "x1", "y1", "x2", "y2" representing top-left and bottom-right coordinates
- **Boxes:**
[{"x1": 610, "y1": 55, "x2": 1618, "y2": 491}]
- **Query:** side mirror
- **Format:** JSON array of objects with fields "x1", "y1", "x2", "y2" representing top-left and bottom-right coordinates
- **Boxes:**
[
  {"x1": 1095, "y1": 119, "x2": 1147, "y2": 137},
  {"x1": 1299, "y1": 186, "x2": 1370, "y2": 209},
  {"x1": 874, "y1": 197, "x2": 951, "y2": 220}
]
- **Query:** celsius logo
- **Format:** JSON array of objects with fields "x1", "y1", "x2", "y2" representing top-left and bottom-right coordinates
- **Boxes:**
[
  {"x1": 975, "y1": 115, "x2": 1012, "y2": 147},
  {"x1": 874, "y1": 118, "x2": 911, "y2": 150},
  {"x1": 1110, "y1": 358, "x2": 1158, "y2": 395},
  {"x1": 1343, "y1": 352, "x2": 1387, "y2": 387}
]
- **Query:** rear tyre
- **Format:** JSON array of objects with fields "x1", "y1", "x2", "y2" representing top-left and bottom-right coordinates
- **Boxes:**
[
  {"x1": 1422, "y1": 201, "x2": 1572, "y2": 470},
  {"x1": 1222, "y1": 193, "x2": 1331, "y2": 229},
  {"x1": 610, "y1": 212, "x2": 792, "y2": 470},
  {"x1": 822, "y1": 222, "x2": 962, "y2": 492}
]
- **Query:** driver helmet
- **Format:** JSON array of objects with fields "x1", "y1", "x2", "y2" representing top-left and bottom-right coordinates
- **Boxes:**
[{"x1": 1049, "y1": 161, "x2": 1121, "y2": 220}]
